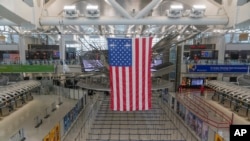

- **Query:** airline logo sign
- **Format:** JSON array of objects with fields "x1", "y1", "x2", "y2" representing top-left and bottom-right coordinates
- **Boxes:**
[{"x1": 230, "y1": 125, "x2": 250, "y2": 140}]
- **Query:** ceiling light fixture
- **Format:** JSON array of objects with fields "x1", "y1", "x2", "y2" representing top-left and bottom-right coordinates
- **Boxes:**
[
  {"x1": 190, "y1": 5, "x2": 206, "y2": 18},
  {"x1": 86, "y1": 4, "x2": 100, "y2": 18},
  {"x1": 63, "y1": 5, "x2": 79, "y2": 18},
  {"x1": 167, "y1": 5, "x2": 183, "y2": 18}
]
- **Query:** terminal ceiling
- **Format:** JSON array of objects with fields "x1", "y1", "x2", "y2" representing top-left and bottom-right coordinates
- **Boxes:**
[{"x1": 0, "y1": 0, "x2": 249, "y2": 51}]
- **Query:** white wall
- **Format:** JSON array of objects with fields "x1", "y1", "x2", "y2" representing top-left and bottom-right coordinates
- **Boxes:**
[
  {"x1": 226, "y1": 43, "x2": 250, "y2": 50},
  {"x1": 237, "y1": 2, "x2": 250, "y2": 24},
  {"x1": 0, "y1": 0, "x2": 33, "y2": 23},
  {"x1": 0, "y1": 44, "x2": 18, "y2": 50},
  {"x1": 202, "y1": 35, "x2": 226, "y2": 62},
  {"x1": 222, "y1": 0, "x2": 238, "y2": 28}
]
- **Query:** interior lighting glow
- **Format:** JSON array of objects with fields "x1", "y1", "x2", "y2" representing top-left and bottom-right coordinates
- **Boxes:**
[
  {"x1": 193, "y1": 5, "x2": 206, "y2": 9},
  {"x1": 86, "y1": 5, "x2": 98, "y2": 10},
  {"x1": 170, "y1": 5, "x2": 183, "y2": 9},
  {"x1": 64, "y1": 6, "x2": 76, "y2": 10}
]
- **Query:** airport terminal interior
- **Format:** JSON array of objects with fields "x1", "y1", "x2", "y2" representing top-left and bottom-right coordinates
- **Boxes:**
[{"x1": 0, "y1": 0, "x2": 250, "y2": 141}]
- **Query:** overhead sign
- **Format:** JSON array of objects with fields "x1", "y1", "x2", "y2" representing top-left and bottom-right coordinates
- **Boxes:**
[
  {"x1": 188, "y1": 65, "x2": 249, "y2": 73},
  {"x1": 184, "y1": 44, "x2": 215, "y2": 50},
  {"x1": 0, "y1": 65, "x2": 54, "y2": 72}
]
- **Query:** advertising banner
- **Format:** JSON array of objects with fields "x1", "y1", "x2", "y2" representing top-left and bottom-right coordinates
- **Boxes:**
[
  {"x1": 202, "y1": 124, "x2": 209, "y2": 141},
  {"x1": 195, "y1": 117, "x2": 203, "y2": 138},
  {"x1": 185, "y1": 110, "x2": 209, "y2": 140},
  {"x1": 43, "y1": 123, "x2": 60, "y2": 141},
  {"x1": 214, "y1": 133, "x2": 224, "y2": 141},
  {"x1": 188, "y1": 65, "x2": 248, "y2": 73},
  {"x1": 0, "y1": 65, "x2": 54, "y2": 72},
  {"x1": 63, "y1": 98, "x2": 84, "y2": 134}
]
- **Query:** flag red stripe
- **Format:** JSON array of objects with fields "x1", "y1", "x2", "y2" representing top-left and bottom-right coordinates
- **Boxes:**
[
  {"x1": 109, "y1": 66, "x2": 114, "y2": 110},
  {"x1": 115, "y1": 67, "x2": 120, "y2": 111},
  {"x1": 129, "y1": 67, "x2": 133, "y2": 111},
  {"x1": 148, "y1": 38, "x2": 152, "y2": 109},
  {"x1": 135, "y1": 38, "x2": 139, "y2": 110},
  {"x1": 142, "y1": 38, "x2": 146, "y2": 110},
  {"x1": 122, "y1": 67, "x2": 126, "y2": 111}
]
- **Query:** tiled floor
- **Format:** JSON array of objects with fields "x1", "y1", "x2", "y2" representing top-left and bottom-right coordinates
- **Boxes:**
[
  {"x1": 1, "y1": 90, "x2": 250, "y2": 141},
  {"x1": 0, "y1": 94, "x2": 77, "y2": 141}
]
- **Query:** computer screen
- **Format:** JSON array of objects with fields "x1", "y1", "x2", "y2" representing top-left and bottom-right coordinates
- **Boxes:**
[
  {"x1": 201, "y1": 51, "x2": 213, "y2": 58},
  {"x1": 151, "y1": 59, "x2": 163, "y2": 67},
  {"x1": 82, "y1": 60, "x2": 103, "y2": 72},
  {"x1": 191, "y1": 79, "x2": 204, "y2": 86}
]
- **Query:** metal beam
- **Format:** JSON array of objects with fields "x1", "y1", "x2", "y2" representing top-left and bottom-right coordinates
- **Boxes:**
[
  {"x1": 40, "y1": 16, "x2": 229, "y2": 26},
  {"x1": 134, "y1": 0, "x2": 162, "y2": 19},
  {"x1": 0, "y1": 19, "x2": 17, "y2": 26},
  {"x1": 106, "y1": 0, "x2": 133, "y2": 19}
]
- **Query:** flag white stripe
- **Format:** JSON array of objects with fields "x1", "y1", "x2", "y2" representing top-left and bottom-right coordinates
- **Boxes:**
[
  {"x1": 132, "y1": 38, "x2": 136, "y2": 111},
  {"x1": 145, "y1": 38, "x2": 149, "y2": 110},
  {"x1": 126, "y1": 67, "x2": 129, "y2": 111},
  {"x1": 112, "y1": 67, "x2": 117, "y2": 111},
  {"x1": 119, "y1": 67, "x2": 123, "y2": 111},
  {"x1": 138, "y1": 38, "x2": 142, "y2": 110}
]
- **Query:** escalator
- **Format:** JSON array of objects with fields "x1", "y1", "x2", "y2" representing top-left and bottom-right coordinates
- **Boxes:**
[{"x1": 152, "y1": 62, "x2": 175, "y2": 77}]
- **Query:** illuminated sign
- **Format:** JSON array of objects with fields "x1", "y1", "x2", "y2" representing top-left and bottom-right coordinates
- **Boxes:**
[
  {"x1": 184, "y1": 44, "x2": 215, "y2": 50},
  {"x1": 188, "y1": 65, "x2": 249, "y2": 73}
]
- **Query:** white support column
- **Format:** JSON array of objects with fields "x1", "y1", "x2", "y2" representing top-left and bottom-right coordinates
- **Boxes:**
[
  {"x1": 59, "y1": 34, "x2": 65, "y2": 61},
  {"x1": 18, "y1": 35, "x2": 26, "y2": 64}
]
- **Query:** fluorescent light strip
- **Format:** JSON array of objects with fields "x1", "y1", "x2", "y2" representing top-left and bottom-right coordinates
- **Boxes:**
[
  {"x1": 193, "y1": 5, "x2": 206, "y2": 9},
  {"x1": 86, "y1": 5, "x2": 99, "y2": 10},
  {"x1": 64, "y1": 5, "x2": 76, "y2": 10},
  {"x1": 170, "y1": 5, "x2": 183, "y2": 9}
]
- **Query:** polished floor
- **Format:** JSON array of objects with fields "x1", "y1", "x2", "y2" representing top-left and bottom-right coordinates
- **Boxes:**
[
  {"x1": 1, "y1": 90, "x2": 250, "y2": 141},
  {"x1": 0, "y1": 94, "x2": 77, "y2": 141}
]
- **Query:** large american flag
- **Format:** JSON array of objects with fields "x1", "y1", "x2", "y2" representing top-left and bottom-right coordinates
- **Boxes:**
[{"x1": 107, "y1": 37, "x2": 152, "y2": 111}]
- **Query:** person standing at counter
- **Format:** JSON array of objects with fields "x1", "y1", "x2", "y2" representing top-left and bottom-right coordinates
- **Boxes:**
[{"x1": 200, "y1": 85, "x2": 204, "y2": 96}]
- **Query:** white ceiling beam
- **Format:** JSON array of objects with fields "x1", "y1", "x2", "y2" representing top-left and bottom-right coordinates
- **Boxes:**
[
  {"x1": 0, "y1": 1, "x2": 35, "y2": 26},
  {"x1": 106, "y1": 0, "x2": 133, "y2": 19},
  {"x1": 0, "y1": 18, "x2": 17, "y2": 26},
  {"x1": 40, "y1": 16, "x2": 228, "y2": 26},
  {"x1": 0, "y1": 5, "x2": 32, "y2": 26},
  {"x1": 134, "y1": 0, "x2": 162, "y2": 19}
]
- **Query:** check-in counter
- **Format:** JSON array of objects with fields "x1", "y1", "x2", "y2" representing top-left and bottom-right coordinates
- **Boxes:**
[
  {"x1": 248, "y1": 109, "x2": 250, "y2": 120},
  {"x1": 26, "y1": 92, "x2": 33, "y2": 101},
  {"x1": 0, "y1": 106, "x2": 9, "y2": 116},
  {"x1": 15, "y1": 95, "x2": 24, "y2": 108},
  {"x1": 212, "y1": 92, "x2": 219, "y2": 101},
  {"x1": 222, "y1": 97, "x2": 231, "y2": 108},
  {"x1": 219, "y1": 93, "x2": 225, "y2": 104},
  {"x1": 231, "y1": 101, "x2": 237, "y2": 111},
  {"x1": 11, "y1": 99, "x2": 16, "y2": 110},
  {"x1": 0, "y1": 80, "x2": 41, "y2": 116},
  {"x1": 238, "y1": 105, "x2": 248, "y2": 117}
]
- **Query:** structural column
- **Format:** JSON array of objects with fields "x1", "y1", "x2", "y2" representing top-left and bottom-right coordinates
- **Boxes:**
[
  {"x1": 59, "y1": 34, "x2": 66, "y2": 62},
  {"x1": 18, "y1": 35, "x2": 26, "y2": 64}
]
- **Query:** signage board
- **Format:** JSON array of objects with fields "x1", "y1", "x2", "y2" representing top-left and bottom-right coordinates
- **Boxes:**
[
  {"x1": 188, "y1": 65, "x2": 249, "y2": 73},
  {"x1": 0, "y1": 65, "x2": 54, "y2": 72}
]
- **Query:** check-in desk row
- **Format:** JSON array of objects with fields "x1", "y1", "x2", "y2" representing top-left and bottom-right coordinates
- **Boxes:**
[
  {"x1": 0, "y1": 80, "x2": 41, "y2": 116},
  {"x1": 207, "y1": 80, "x2": 250, "y2": 120}
]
